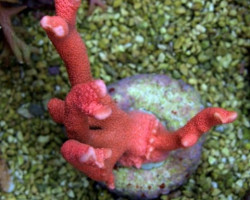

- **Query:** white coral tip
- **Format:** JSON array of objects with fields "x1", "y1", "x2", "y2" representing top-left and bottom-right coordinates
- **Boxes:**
[{"x1": 53, "y1": 26, "x2": 65, "y2": 37}]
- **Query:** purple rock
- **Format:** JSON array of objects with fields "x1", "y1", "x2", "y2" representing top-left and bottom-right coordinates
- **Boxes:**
[
  {"x1": 48, "y1": 65, "x2": 60, "y2": 76},
  {"x1": 105, "y1": 74, "x2": 206, "y2": 199}
]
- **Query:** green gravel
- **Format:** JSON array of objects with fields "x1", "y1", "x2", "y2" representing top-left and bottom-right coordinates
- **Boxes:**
[{"x1": 0, "y1": 0, "x2": 249, "y2": 199}]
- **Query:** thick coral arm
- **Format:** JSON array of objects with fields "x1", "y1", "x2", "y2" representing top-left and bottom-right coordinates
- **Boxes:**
[
  {"x1": 48, "y1": 98, "x2": 65, "y2": 124},
  {"x1": 40, "y1": 0, "x2": 92, "y2": 86},
  {"x1": 178, "y1": 108, "x2": 237, "y2": 147},
  {"x1": 152, "y1": 108, "x2": 238, "y2": 151},
  {"x1": 61, "y1": 139, "x2": 115, "y2": 188}
]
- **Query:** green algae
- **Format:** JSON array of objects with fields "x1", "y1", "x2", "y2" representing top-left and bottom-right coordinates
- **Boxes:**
[
  {"x1": 0, "y1": 0, "x2": 249, "y2": 199},
  {"x1": 111, "y1": 75, "x2": 201, "y2": 130}
]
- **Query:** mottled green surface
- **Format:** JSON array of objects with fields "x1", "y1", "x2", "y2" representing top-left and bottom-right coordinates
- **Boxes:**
[
  {"x1": 109, "y1": 74, "x2": 202, "y2": 130},
  {"x1": 0, "y1": 0, "x2": 249, "y2": 199}
]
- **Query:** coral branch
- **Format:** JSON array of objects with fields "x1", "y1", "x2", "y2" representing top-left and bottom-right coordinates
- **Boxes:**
[
  {"x1": 55, "y1": 0, "x2": 81, "y2": 25},
  {"x1": 48, "y1": 98, "x2": 65, "y2": 124},
  {"x1": 40, "y1": 0, "x2": 92, "y2": 86},
  {"x1": 61, "y1": 139, "x2": 115, "y2": 188},
  {"x1": 178, "y1": 108, "x2": 237, "y2": 147},
  {"x1": 152, "y1": 108, "x2": 238, "y2": 152}
]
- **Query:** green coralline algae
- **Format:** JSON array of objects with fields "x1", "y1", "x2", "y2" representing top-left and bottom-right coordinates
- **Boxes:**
[
  {"x1": 109, "y1": 74, "x2": 202, "y2": 130},
  {"x1": 0, "y1": 0, "x2": 249, "y2": 199}
]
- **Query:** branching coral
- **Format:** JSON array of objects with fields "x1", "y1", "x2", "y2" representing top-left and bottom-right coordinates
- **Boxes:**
[{"x1": 40, "y1": 0, "x2": 238, "y2": 189}]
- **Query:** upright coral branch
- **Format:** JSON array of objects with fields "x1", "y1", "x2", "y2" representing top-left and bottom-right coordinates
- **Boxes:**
[{"x1": 40, "y1": 0, "x2": 92, "y2": 86}]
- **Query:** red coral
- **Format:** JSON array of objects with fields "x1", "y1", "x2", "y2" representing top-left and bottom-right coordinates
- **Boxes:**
[{"x1": 40, "y1": 0, "x2": 238, "y2": 189}]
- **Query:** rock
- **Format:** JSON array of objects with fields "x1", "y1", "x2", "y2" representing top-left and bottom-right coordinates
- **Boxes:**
[
  {"x1": 107, "y1": 74, "x2": 205, "y2": 199},
  {"x1": 28, "y1": 103, "x2": 44, "y2": 117},
  {"x1": 17, "y1": 103, "x2": 34, "y2": 119},
  {"x1": 48, "y1": 65, "x2": 60, "y2": 76}
]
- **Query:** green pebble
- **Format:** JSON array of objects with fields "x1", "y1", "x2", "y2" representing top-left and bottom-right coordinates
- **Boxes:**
[
  {"x1": 211, "y1": 188, "x2": 221, "y2": 196},
  {"x1": 188, "y1": 78, "x2": 197, "y2": 85},
  {"x1": 18, "y1": 156, "x2": 24, "y2": 165},
  {"x1": 134, "y1": 2, "x2": 141, "y2": 9},
  {"x1": 208, "y1": 156, "x2": 217, "y2": 165},
  {"x1": 67, "y1": 190, "x2": 75, "y2": 198},
  {"x1": 175, "y1": 6, "x2": 186, "y2": 15},
  {"x1": 179, "y1": 64, "x2": 188, "y2": 76},
  {"x1": 187, "y1": 56, "x2": 198, "y2": 65},
  {"x1": 113, "y1": 0, "x2": 122, "y2": 7},
  {"x1": 198, "y1": 53, "x2": 210, "y2": 63},
  {"x1": 38, "y1": 136, "x2": 50, "y2": 144},
  {"x1": 193, "y1": 2, "x2": 203, "y2": 10},
  {"x1": 17, "y1": 131, "x2": 24, "y2": 141},
  {"x1": 201, "y1": 40, "x2": 210, "y2": 49},
  {"x1": 221, "y1": 148, "x2": 230, "y2": 156}
]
